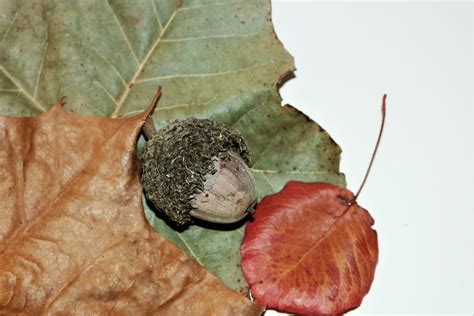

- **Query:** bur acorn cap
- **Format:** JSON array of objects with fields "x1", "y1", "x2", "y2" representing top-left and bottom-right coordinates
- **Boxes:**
[{"x1": 142, "y1": 117, "x2": 257, "y2": 226}]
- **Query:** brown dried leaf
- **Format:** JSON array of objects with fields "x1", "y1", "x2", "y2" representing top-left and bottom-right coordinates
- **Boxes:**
[{"x1": 0, "y1": 101, "x2": 262, "y2": 315}]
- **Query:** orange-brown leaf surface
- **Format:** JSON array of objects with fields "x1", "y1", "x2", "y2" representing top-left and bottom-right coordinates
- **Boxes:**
[
  {"x1": 241, "y1": 181, "x2": 378, "y2": 314},
  {"x1": 0, "y1": 101, "x2": 262, "y2": 315}
]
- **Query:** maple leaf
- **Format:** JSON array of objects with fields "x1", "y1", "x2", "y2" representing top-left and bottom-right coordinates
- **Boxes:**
[{"x1": 0, "y1": 99, "x2": 262, "y2": 315}]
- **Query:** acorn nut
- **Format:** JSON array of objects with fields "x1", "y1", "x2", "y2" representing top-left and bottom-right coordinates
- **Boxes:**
[{"x1": 141, "y1": 117, "x2": 257, "y2": 226}]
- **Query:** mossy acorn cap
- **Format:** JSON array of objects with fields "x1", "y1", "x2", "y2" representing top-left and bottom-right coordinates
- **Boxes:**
[{"x1": 142, "y1": 117, "x2": 252, "y2": 226}]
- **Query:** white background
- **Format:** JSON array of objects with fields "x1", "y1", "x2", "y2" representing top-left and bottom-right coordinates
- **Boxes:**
[{"x1": 270, "y1": 1, "x2": 474, "y2": 314}]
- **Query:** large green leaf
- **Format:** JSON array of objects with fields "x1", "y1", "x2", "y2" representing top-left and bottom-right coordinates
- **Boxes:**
[
  {"x1": 145, "y1": 90, "x2": 345, "y2": 291},
  {"x1": 0, "y1": 0, "x2": 345, "y2": 291}
]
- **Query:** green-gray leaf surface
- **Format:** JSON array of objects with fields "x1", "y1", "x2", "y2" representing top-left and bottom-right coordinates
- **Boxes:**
[{"x1": 0, "y1": 0, "x2": 345, "y2": 292}]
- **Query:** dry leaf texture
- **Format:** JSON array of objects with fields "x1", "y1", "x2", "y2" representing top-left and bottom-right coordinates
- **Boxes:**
[
  {"x1": 0, "y1": 0, "x2": 345, "y2": 292},
  {"x1": 241, "y1": 181, "x2": 378, "y2": 314},
  {"x1": 0, "y1": 102, "x2": 262, "y2": 315}
]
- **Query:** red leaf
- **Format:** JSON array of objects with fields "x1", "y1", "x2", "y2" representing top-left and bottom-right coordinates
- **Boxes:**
[{"x1": 241, "y1": 181, "x2": 378, "y2": 315}]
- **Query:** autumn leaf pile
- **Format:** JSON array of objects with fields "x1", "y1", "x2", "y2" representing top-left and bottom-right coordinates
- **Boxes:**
[{"x1": 0, "y1": 0, "x2": 378, "y2": 315}]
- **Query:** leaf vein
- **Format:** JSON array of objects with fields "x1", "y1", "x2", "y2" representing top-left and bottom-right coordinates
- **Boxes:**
[
  {"x1": 176, "y1": 234, "x2": 203, "y2": 265},
  {"x1": 0, "y1": 66, "x2": 46, "y2": 113},
  {"x1": 251, "y1": 128, "x2": 287, "y2": 167},
  {"x1": 136, "y1": 61, "x2": 275, "y2": 83},
  {"x1": 0, "y1": 13, "x2": 17, "y2": 42},
  {"x1": 89, "y1": 46, "x2": 127, "y2": 87},
  {"x1": 230, "y1": 92, "x2": 268, "y2": 126},
  {"x1": 251, "y1": 169, "x2": 333, "y2": 175},
  {"x1": 0, "y1": 120, "x2": 126, "y2": 259},
  {"x1": 34, "y1": 42, "x2": 48, "y2": 98},
  {"x1": 150, "y1": 0, "x2": 163, "y2": 30},
  {"x1": 44, "y1": 237, "x2": 130, "y2": 309},
  {"x1": 161, "y1": 32, "x2": 261, "y2": 43},
  {"x1": 103, "y1": 0, "x2": 140, "y2": 65},
  {"x1": 110, "y1": 4, "x2": 181, "y2": 118},
  {"x1": 180, "y1": 1, "x2": 247, "y2": 11},
  {"x1": 93, "y1": 80, "x2": 118, "y2": 106},
  {"x1": 260, "y1": 173, "x2": 277, "y2": 192},
  {"x1": 260, "y1": 205, "x2": 354, "y2": 299}
]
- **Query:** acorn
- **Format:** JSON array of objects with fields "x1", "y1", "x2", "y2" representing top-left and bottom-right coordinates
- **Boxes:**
[{"x1": 141, "y1": 116, "x2": 257, "y2": 226}]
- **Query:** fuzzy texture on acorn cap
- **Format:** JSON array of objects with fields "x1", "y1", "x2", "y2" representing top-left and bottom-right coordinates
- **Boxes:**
[{"x1": 142, "y1": 118, "x2": 253, "y2": 226}]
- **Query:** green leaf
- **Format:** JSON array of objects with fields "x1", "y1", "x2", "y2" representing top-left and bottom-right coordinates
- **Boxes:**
[
  {"x1": 0, "y1": 0, "x2": 292, "y2": 117},
  {"x1": 0, "y1": 0, "x2": 345, "y2": 292},
  {"x1": 143, "y1": 90, "x2": 345, "y2": 292}
]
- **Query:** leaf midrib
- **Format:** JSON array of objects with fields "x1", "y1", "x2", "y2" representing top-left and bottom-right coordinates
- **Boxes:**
[
  {"x1": 110, "y1": 3, "x2": 180, "y2": 118},
  {"x1": 0, "y1": 116, "x2": 127, "y2": 258},
  {"x1": 259, "y1": 203, "x2": 356, "y2": 298},
  {"x1": 0, "y1": 3, "x2": 181, "y2": 117}
]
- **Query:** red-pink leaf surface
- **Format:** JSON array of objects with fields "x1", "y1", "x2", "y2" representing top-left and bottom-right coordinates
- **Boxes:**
[{"x1": 241, "y1": 181, "x2": 378, "y2": 315}]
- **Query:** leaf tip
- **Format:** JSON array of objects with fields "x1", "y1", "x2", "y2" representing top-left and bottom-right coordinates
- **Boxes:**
[
  {"x1": 144, "y1": 86, "x2": 162, "y2": 118},
  {"x1": 53, "y1": 96, "x2": 66, "y2": 109}
]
